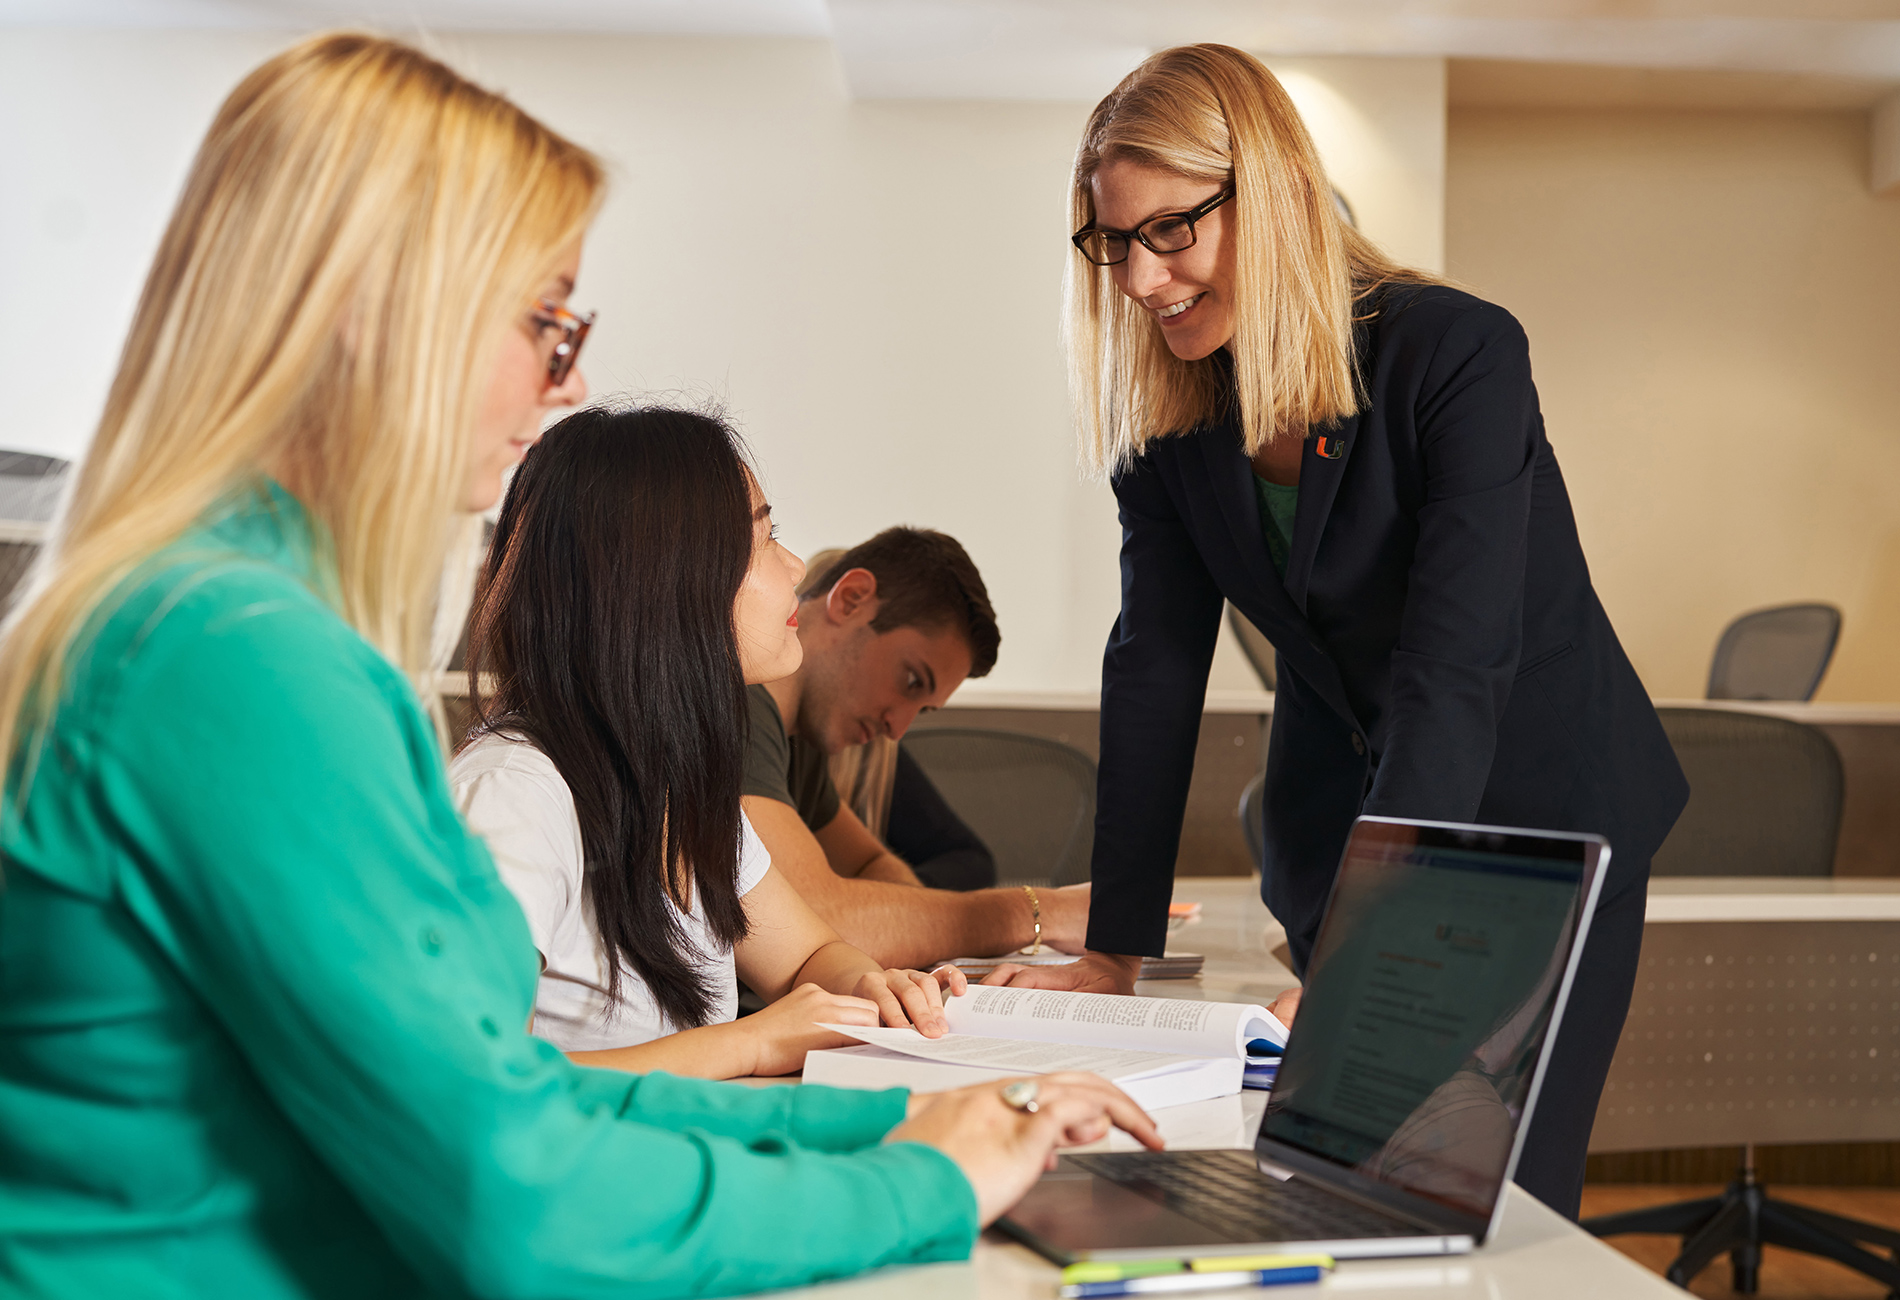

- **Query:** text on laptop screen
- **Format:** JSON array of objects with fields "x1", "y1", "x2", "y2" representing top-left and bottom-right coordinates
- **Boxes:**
[{"x1": 1260, "y1": 822, "x2": 1589, "y2": 1220}]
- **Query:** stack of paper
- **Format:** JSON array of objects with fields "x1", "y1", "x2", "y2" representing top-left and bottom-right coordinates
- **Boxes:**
[{"x1": 805, "y1": 1032, "x2": 1240, "y2": 1112}]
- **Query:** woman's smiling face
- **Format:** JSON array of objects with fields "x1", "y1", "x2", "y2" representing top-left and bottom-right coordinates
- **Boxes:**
[{"x1": 1089, "y1": 157, "x2": 1237, "y2": 362}]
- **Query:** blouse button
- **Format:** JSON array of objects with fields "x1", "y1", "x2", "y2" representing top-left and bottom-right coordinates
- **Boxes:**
[
  {"x1": 420, "y1": 927, "x2": 444, "y2": 955},
  {"x1": 1351, "y1": 733, "x2": 1366, "y2": 756}
]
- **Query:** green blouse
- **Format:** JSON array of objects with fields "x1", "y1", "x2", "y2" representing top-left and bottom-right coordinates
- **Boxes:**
[
  {"x1": 1253, "y1": 473, "x2": 1300, "y2": 579},
  {"x1": 0, "y1": 483, "x2": 975, "y2": 1298}
]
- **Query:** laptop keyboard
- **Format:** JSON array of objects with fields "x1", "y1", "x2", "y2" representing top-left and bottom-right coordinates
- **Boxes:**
[{"x1": 1066, "y1": 1150, "x2": 1424, "y2": 1244}]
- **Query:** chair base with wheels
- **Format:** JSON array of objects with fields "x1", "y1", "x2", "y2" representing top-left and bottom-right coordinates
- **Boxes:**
[{"x1": 1584, "y1": 1144, "x2": 1900, "y2": 1297}]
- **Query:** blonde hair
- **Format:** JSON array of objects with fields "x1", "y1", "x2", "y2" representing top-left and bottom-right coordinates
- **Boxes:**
[
  {"x1": 828, "y1": 738, "x2": 899, "y2": 839},
  {"x1": 1066, "y1": 43, "x2": 1435, "y2": 473},
  {"x1": 0, "y1": 33, "x2": 603, "y2": 772}
]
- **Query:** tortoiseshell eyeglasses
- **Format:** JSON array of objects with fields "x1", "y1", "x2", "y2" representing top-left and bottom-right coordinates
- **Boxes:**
[{"x1": 531, "y1": 299, "x2": 595, "y2": 388}]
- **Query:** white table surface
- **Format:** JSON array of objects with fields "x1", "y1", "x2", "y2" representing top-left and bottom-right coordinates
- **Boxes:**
[
  {"x1": 779, "y1": 1179, "x2": 1683, "y2": 1300},
  {"x1": 753, "y1": 877, "x2": 1682, "y2": 1299},
  {"x1": 1645, "y1": 875, "x2": 1900, "y2": 922}
]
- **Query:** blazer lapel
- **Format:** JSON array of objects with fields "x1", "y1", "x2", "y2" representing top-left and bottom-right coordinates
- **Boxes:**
[
  {"x1": 1197, "y1": 415, "x2": 1301, "y2": 625},
  {"x1": 1190, "y1": 408, "x2": 1365, "y2": 734},
  {"x1": 1285, "y1": 410, "x2": 1361, "y2": 612}
]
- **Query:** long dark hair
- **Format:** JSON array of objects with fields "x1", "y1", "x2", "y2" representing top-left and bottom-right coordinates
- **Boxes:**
[{"x1": 468, "y1": 404, "x2": 754, "y2": 1029}]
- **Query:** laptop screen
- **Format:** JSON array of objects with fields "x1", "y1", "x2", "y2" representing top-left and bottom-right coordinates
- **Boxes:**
[{"x1": 1258, "y1": 818, "x2": 1599, "y2": 1223}]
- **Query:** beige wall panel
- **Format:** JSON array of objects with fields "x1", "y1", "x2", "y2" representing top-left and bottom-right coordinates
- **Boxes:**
[
  {"x1": 1447, "y1": 108, "x2": 1900, "y2": 700},
  {"x1": 1268, "y1": 56, "x2": 1447, "y2": 274}
]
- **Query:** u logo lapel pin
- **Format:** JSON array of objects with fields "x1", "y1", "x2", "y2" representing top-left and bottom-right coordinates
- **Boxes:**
[{"x1": 1314, "y1": 434, "x2": 1347, "y2": 460}]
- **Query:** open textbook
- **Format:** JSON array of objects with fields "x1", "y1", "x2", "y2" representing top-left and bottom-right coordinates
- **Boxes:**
[{"x1": 804, "y1": 987, "x2": 1289, "y2": 1112}]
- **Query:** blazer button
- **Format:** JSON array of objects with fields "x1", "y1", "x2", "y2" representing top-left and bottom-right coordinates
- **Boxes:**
[{"x1": 1351, "y1": 732, "x2": 1366, "y2": 756}]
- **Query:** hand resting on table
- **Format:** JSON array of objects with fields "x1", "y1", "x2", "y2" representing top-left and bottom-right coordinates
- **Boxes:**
[{"x1": 978, "y1": 952, "x2": 1305, "y2": 1032}]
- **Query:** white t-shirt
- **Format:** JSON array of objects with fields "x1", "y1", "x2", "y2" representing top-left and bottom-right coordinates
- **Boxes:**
[{"x1": 450, "y1": 730, "x2": 772, "y2": 1053}]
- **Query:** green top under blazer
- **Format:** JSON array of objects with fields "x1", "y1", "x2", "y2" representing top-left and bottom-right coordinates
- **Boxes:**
[{"x1": 0, "y1": 482, "x2": 976, "y2": 1299}]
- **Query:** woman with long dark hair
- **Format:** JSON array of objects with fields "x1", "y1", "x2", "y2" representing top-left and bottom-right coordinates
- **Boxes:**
[{"x1": 453, "y1": 404, "x2": 964, "y2": 1078}]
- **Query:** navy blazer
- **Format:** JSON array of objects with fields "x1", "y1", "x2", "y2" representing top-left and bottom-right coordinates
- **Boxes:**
[{"x1": 1089, "y1": 284, "x2": 1688, "y2": 971}]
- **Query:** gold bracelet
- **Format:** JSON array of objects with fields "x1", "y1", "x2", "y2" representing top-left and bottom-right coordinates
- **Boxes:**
[{"x1": 1022, "y1": 885, "x2": 1042, "y2": 956}]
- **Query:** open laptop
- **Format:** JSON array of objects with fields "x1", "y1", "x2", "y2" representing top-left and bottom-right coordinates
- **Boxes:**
[{"x1": 999, "y1": 815, "x2": 1609, "y2": 1263}]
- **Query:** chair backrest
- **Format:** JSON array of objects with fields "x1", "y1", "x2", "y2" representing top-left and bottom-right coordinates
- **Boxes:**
[
  {"x1": 1707, "y1": 603, "x2": 1841, "y2": 702},
  {"x1": 0, "y1": 452, "x2": 70, "y2": 615},
  {"x1": 900, "y1": 728, "x2": 1096, "y2": 887},
  {"x1": 1650, "y1": 707, "x2": 1843, "y2": 877},
  {"x1": 0, "y1": 451, "x2": 69, "y2": 524},
  {"x1": 1226, "y1": 602, "x2": 1276, "y2": 691},
  {"x1": 1237, "y1": 770, "x2": 1266, "y2": 870}
]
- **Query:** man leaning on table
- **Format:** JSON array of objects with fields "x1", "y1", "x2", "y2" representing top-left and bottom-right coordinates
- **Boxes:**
[{"x1": 743, "y1": 527, "x2": 1092, "y2": 970}]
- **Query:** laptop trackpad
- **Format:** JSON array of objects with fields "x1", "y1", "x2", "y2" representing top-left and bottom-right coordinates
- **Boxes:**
[{"x1": 1004, "y1": 1165, "x2": 1236, "y2": 1256}]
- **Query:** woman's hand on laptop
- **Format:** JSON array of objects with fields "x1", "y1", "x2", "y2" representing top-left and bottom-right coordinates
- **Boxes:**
[
  {"x1": 890, "y1": 1073, "x2": 1164, "y2": 1224},
  {"x1": 980, "y1": 950, "x2": 1140, "y2": 995}
]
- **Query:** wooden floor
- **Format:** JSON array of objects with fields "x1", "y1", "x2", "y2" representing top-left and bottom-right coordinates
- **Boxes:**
[{"x1": 1581, "y1": 1185, "x2": 1900, "y2": 1299}]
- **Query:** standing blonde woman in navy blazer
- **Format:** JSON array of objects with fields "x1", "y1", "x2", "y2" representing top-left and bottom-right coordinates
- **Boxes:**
[{"x1": 985, "y1": 43, "x2": 1688, "y2": 1220}]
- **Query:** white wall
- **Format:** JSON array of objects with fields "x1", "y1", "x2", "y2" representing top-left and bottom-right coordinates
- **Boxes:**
[
  {"x1": 1447, "y1": 107, "x2": 1900, "y2": 701},
  {"x1": 1270, "y1": 56, "x2": 1446, "y2": 275},
  {"x1": 0, "y1": 30, "x2": 1445, "y2": 696}
]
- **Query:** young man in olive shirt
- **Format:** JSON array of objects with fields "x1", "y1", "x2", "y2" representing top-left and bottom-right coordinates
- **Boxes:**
[{"x1": 742, "y1": 528, "x2": 1090, "y2": 970}]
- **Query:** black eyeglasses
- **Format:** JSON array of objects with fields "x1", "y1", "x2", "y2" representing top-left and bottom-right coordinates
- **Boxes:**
[
  {"x1": 531, "y1": 299, "x2": 595, "y2": 388},
  {"x1": 1071, "y1": 189, "x2": 1233, "y2": 267}
]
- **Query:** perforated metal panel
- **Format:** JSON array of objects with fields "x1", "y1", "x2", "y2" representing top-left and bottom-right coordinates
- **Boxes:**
[{"x1": 1589, "y1": 921, "x2": 1900, "y2": 1152}]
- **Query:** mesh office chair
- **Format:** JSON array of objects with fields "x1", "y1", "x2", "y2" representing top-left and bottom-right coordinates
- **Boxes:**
[
  {"x1": 900, "y1": 729, "x2": 1095, "y2": 888},
  {"x1": 1585, "y1": 708, "x2": 1900, "y2": 1295},
  {"x1": 1649, "y1": 707, "x2": 1842, "y2": 878},
  {"x1": 1706, "y1": 603, "x2": 1841, "y2": 702},
  {"x1": 0, "y1": 452, "x2": 69, "y2": 614},
  {"x1": 1237, "y1": 771, "x2": 1300, "y2": 970},
  {"x1": 1225, "y1": 603, "x2": 1276, "y2": 691},
  {"x1": 1237, "y1": 770, "x2": 1266, "y2": 869}
]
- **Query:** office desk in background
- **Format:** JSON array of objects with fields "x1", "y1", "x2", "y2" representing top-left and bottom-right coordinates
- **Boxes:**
[
  {"x1": 750, "y1": 878, "x2": 1683, "y2": 1300},
  {"x1": 1592, "y1": 876, "x2": 1900, "y2": 1154},
  {"x1": 918, "y1": 690, "x2": 1900, "y2": 880},
  {"x1": 441, "y1": 679, "x2": 1900, "y2": 879}
]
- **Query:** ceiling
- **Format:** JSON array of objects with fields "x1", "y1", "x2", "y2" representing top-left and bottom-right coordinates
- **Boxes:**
[{"x1": 5, "y1": 0, "x2": 1898, "y2": 104}]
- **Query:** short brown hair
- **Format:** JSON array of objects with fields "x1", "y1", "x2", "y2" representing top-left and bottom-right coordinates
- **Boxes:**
[{"x1": 804, "y1": 527, "x2": 1000, "y2": 678}]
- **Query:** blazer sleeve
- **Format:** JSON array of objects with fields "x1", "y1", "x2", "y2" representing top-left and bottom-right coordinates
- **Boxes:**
[
  {"x1": 90, "y1": 579, "x2": 978, "y2": 1299},
  {"x1": 1090, "y1": 458, "x2": 1226, "y2": 957},
  {"x1": 1361, "y1": 302, "x2": 1540, "y2": 823}
]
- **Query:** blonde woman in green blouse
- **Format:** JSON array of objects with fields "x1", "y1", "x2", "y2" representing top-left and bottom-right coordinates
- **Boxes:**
[{"x1": 0, "y1": 34, "x2": 1156, "y2": 1299}]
